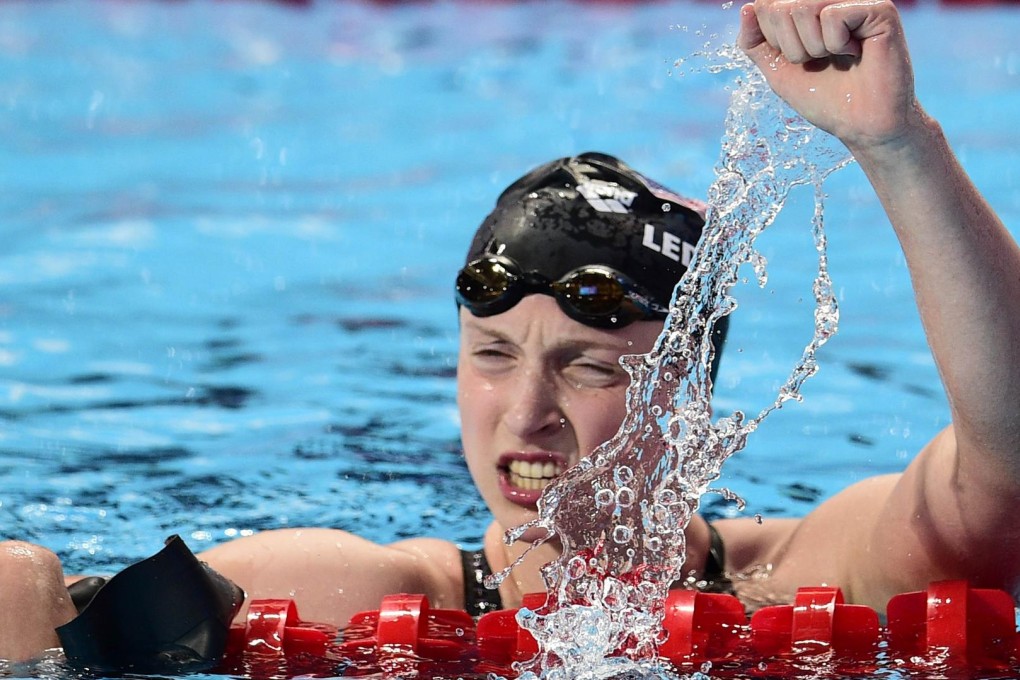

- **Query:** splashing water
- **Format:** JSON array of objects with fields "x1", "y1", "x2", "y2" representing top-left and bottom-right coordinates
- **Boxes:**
[{"x1": 494, "y1": 41, "x2": 855, "y2": 680}]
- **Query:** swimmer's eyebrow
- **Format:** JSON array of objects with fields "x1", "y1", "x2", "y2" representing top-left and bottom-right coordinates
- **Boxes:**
[
  {"x1": 459, "y1": 321, "x2": 521, "y2": 347},
  {"x1": 460, "y1": 318, "x2": 634, "y2": 354},
  {"x1": 461, "y1": 325, "x2": 512, "y2": 344},
  {"x1": 459, "y1": 317, "x2": 506, "y2": 339}
]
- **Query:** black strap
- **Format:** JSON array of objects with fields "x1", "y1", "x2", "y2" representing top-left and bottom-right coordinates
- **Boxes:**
[
  {"x1": 67, "y1": 576, "x2": 108, "y2": 613},
  {"x1": 460, "y1": 549, "x2": 503, "y2": 616},
  {"x1": 701, "y1": 523, "x2": 735, "y2": 595}
]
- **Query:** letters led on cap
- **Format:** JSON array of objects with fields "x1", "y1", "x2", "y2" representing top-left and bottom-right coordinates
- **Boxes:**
[{"x1": 642, "y1": 224, "x2": 695, "y2": 267}]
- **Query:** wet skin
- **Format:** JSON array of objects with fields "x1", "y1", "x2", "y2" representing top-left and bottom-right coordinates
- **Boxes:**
[{"x1": 457, "y1": 297, "x2": 671, "y2": 590}]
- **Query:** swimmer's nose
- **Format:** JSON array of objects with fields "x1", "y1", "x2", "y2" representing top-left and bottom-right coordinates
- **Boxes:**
[{"x1": 503, "y1": 368, "x2": 567, "y2": 440}]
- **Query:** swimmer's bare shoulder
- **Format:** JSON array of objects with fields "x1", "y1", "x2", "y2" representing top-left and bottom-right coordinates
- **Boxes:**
[{"x1": 199, "y1": 528, "x2": 464, "y2": 627}]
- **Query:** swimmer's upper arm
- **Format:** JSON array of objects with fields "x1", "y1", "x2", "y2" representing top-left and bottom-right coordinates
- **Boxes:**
[
  {"x1": 863, "y1": 425, "x2": 1020, "y2": 599},
  {"x1": 759, "y1": 424, "x2": 1020, "y2": 609},
  {"x1": 388, "y1": 537, "x2": 466, "y2": 610},
  {"x1": 199, "y1": 528, "x2": 463, "y2": 626},
  {"x1": 716, "y1": 473, "x2": 902, "y2": 609}
]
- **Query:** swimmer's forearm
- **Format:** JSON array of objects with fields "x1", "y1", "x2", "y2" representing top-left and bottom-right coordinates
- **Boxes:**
[{"x1": 850, "y1": 115, "x2": 1020, "y2": 462}]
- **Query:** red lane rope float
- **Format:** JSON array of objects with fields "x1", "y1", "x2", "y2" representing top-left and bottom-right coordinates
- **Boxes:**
[
  {"x1": 234, "y1": 598, "x2": 337, "y2": 656},
  {"x1": 218, "y1": 580, "x2": 1020, "y2": 677},
  {"x1": 659, "y1": 590, "x2": 746, "y2": 663},
  {"x1": 219, "y1": 598, "x2": 342, "y2": 677},
  {"x1": 475, "y1": 592, "x2": 545, "y2": 665},
  {"x1": 339, "y1": 593, "x2": 476, "y2": 661},
  {"x1": 888, "y1": 579, "x2": 1018, "y2": 669},
  {"x1": 750, "y1": 586, "x2": 881, "y2": 656}
]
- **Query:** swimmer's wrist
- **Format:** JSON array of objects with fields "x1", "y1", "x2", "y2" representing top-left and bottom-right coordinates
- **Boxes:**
[{"x1": 845, "y1": 107, "x2": 943, "y2": 169}]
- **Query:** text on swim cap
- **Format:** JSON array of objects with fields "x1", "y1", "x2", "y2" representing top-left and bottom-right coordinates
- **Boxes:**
[
  {"x1": 642, "y1": 224, "x2": 695, "y2": 267},
  {"x1": 577, "y1": 180, "x2": 638, "y2": 214}
]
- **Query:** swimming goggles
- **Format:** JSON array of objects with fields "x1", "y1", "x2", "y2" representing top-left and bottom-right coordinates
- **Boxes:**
[{"x1": 455, "y1": 255, "x2": 669, "y2": 329}]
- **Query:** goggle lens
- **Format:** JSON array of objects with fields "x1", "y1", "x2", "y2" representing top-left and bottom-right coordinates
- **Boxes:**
[
  {"x1": 455, "y1": 256, "x2": 665, "y2": 328},
  {"x1": 552, "y1": 271, "x2": 625, "y2": 316},
  {"x1": 458, "y1": 259, "x2": 513, "y2": 303}
]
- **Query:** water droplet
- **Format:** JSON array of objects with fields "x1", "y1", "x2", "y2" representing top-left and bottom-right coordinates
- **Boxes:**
[
  {"x1": 657, "y1": 488, "x2": 678, "y2": 505},
  {"x1": 613, "y1": 466, "x2": 634, "y2": 485},
  {"x1": 567, "y1": 556, "x2": 587, "y2": 578},
  {"x1": 650, "y1": 503, "x2": 669, "y2": 523}
]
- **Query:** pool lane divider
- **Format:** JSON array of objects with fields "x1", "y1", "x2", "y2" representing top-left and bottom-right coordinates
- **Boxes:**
[{"x1": 217, "y1": 579, "x2": 1020, "y2": 676}]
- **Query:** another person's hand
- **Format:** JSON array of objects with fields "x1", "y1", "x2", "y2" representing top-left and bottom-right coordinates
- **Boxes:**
[{"x1": 737, "y1": 0, "x2": 921, "y2": 152}]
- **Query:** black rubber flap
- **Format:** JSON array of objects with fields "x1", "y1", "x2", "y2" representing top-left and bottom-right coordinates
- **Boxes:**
[{"x1": 57, "y1": 535, "x2": 244, "y2": 674}]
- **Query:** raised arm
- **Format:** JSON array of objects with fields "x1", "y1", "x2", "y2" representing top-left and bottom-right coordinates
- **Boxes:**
[{"x1": 735, "y1": 0, "x2": 1020, "y2": 604}]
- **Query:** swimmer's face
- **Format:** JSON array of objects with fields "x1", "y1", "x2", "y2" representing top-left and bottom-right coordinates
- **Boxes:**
[{"x1": 457, "y1": 296, "x2": 662, "y2": 539}]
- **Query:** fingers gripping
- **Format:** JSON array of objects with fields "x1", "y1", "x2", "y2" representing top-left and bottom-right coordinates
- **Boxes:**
[
  {"x1": 739, "y1": 0, "x2": 877, "y2": 66},
  {"x1": 792, "y1": 3, "x2": 828, "y2": 60},
  {"x1": 820, "y1": 2, "x2": 864, "y2": 58},
  {"x1": 767, "y1": 0, "x2": 822, "y2": 64}
]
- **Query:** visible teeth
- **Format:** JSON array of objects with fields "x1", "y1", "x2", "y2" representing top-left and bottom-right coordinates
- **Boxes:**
[{"x1": 507, "y1": 460, "x2": 564, "y2": 490}]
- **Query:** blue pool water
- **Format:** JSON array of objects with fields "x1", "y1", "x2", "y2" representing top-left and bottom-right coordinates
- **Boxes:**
[{"x1": 1, "y1": 0, "x2": 1019, "y2": 670}]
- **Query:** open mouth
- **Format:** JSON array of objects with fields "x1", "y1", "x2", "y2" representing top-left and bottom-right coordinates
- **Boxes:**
[
  {"x1": 506, "y1": 459, "x2": 564, "y2": 490},
  {"x1": 498, "y1": 453, "x2": 566, "y2": 506}
]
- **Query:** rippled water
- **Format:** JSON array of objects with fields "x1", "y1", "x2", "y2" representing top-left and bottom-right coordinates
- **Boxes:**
[{"x1": 1, "y1": 0, "x2": 1019, "y2": 676}]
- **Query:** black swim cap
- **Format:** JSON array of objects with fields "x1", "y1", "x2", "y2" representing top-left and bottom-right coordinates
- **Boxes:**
[
  {"x1": 463, "y1": 152, "x2": 728, "y2": 380},
  {"x1": 465, "y1": 152, "x2": 706, "y2": 311}
]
